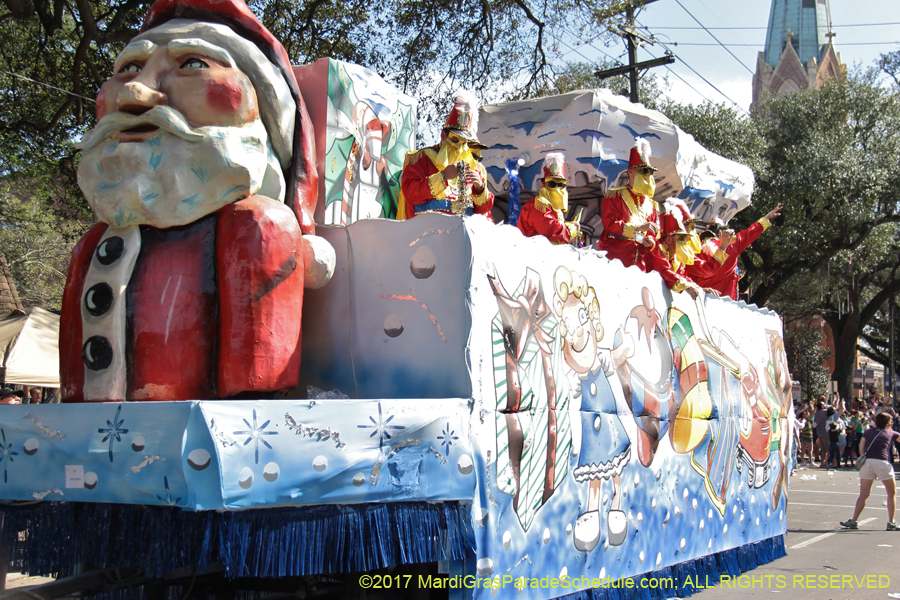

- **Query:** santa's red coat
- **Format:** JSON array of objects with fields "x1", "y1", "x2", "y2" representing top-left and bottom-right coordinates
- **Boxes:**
[{"x1": 60, "y1": 196, "x2": 304, "y2": 401}]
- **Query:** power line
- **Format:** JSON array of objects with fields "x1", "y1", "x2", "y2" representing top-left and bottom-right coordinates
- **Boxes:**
[
  {"x1": 557, "y1": 16, "x2": 748, "y2": 111},
  {"x1": 692, "y1": 0, "x2": 750, "y2": 41},
  {"x1": 662, "y1": 0, "x2": 793, "y2": 103},
  {"x1": 661, "y1": 62, "x2": 716, "y2": 105},
  {"x1": 554, "y1": 25, "x2": 720, "y2": 108},
  {"x1": 0, "y1": 69, "x2": 95, "y2": 102},
  {"x1": 654, "y1": 41, "x2": 748, "y2": 113},
  {"x1": 560, "y1": 23, "x2": 733, "y2": 109},
  {"x1": 669, "y1": 41, "x2": 899, "y2": 47},
  {"x1": 651, "y1": 22, "x2": 900, "y2": 30},
  {"x1": 627, "y1": 19, "x2": 750, "y2": 108},
  {"x1": 672, "y1": 0, "x2": 756, "y2": 77},
  {"x1": 661, "y1": 1, "x2": 829, "y2": 99}
]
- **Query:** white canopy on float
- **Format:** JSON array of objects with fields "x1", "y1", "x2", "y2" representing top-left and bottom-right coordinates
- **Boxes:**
[
  {"x1": 477, "y1": 88, "x2": 753, "y2": 226},
  {"x1": 0, "y1": 307, "x2": 60, "y2": 387}
]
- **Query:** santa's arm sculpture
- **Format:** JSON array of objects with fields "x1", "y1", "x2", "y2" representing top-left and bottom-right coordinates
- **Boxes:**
[{"x1": 60, "y1": 0, "x2": 334, "y2": 402}]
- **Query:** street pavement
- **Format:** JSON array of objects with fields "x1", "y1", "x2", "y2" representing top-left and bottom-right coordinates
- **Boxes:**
[{"x1": 693, "y1": 463, "x2": 900, "y2": 600}]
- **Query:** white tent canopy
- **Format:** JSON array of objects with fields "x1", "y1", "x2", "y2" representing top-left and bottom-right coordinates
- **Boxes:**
[{"x1": 0, "y1": 307, "x2": 60, "y2": 388}]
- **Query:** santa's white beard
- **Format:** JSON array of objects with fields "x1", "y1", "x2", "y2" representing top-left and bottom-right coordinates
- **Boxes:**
[{"x1": 78, "y1": 108, "x2": 285, "y2": 229}]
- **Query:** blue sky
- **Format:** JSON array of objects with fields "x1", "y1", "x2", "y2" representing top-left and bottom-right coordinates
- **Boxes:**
[{"x1": 560, "y1": 0, "x2": 900, "y2": 111}]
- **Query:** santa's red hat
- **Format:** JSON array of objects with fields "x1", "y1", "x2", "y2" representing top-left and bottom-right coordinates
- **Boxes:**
[
  {"x1": 628, "y1": 138, "x2": 657, "y2": 172},
  {"x1": 140, "y1": 0, "x2": 318, "y2": 235}
]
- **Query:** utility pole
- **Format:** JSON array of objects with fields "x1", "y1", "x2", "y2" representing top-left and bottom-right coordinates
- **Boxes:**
[{"x1": 595, "y1": 0, "x2": 674, "y2": 104}]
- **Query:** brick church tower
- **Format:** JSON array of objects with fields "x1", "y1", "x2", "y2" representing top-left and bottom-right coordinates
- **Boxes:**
[{"x1": 751, "y1": 0, "x2": 846, "y2": 111}]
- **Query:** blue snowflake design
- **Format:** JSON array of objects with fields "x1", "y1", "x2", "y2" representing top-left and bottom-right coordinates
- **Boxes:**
[
  {"x1": 437, "y1": 422, "x2": 458, "y2": 456},
  {"x1": 156, "y1": 476, "x2": 181, "y2": 506},
  {"x1": 233, "y1": 409, "x2": 277, "y2": 464},
  {"x1": 98, "y1": 405, "x2": 128, "y2": 463},
  {"x1": 358, "y1": 403, "x2": 405, "y2": 449},
  {"x1": 0, "y1": 428, "x2": 18, "y2": 483}
]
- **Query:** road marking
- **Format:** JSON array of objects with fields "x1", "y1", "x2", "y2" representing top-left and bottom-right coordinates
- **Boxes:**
[
  {"x1": 789, "y1": 518, "x2": 878, "y2": 549},
  {"x1": 790, "y1": 502, "x2": 887, "y2": 510}
]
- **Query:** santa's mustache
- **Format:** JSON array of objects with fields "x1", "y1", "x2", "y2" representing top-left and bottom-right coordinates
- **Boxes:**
[{"x1": 77, "y1": 106, "x2": 204, "y2": 151}]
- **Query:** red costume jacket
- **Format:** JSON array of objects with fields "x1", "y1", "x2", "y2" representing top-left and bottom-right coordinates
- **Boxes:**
[
  {"x1": 400, "y1": 145, "x2": 493, "y2": 220},
  {"x1": 517, "y1": 199, "x2": 571, "y2": 244},
  {"x1": 60, "y1": 196, "x2": 304, "y2": 402},
  {"x1": 598, "y1": 187, "x2": 659, "y2": 271},
  {"x1": 684, "y1": 218, "x2": 770, "y2": 300}
]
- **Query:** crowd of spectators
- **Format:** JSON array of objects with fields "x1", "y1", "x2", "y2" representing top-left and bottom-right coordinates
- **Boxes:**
[
  {"x1": 0, "y1": 386, "x2": 57, "y2": 405},
  {"x1": 794, "y1": 393, "x2": 900, "y2": 472}
]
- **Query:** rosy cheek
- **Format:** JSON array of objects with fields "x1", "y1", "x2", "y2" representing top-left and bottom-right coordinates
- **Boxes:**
[
  {"x1": 96, "y1": 86, "x2": 109, "y2": 120},
  {"x1": 206, "y1": 80, "x2": 243, "y2": 114}
]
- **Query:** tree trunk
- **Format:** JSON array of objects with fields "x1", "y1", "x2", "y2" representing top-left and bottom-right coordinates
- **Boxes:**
[{"x1": 827, "y1": 311, "x2": 861, "y2": 401}]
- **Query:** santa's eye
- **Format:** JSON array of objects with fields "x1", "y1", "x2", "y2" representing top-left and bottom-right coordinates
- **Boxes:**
[
  {"x1": 118, "y1": 62, "x2": 141, "y2": 74},
  {"x1": 579, "y1": 308, "x2": 588, "y2": 325},
  {"x1": 180, "y1": 58, "x2": 209, "y2": 70}
]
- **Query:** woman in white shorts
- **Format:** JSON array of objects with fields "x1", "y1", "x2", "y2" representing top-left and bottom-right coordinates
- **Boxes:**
[{"x1": 841, "y1": 412, "x2": 899, "y2": 531}]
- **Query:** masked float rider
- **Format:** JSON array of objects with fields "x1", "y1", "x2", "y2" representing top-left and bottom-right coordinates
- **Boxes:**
[
  {"x1": 399, "y1": 92, "x2": 494, "y2": 220},
  {"x1": 663, "y1": 198, "x2": 703, "y2": 273},
  {"x1": 684, "y1": 203, "x2": 783, "y2": 300},
  {"x1": 654, "y1": 204, "x2": 702, "y2": 298},
  {"x1": 516, "y1": 153, "x2": 580, "y2": 244},
  {"x1": 599, "y1": 140, "x2": 661, "y2": 270}
]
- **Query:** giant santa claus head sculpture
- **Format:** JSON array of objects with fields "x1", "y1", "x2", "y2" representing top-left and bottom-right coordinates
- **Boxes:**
[{"x1": 61, "y1": 0, "x2": 334, "y2": 402}]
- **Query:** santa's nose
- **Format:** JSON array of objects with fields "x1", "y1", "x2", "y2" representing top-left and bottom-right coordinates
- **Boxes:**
[{"x1": 117, "y1": 81, "x2": 166, "y2": 115}]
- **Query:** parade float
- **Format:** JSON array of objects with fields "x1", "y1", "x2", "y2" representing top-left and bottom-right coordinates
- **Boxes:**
[{"x1": 0, "y1": 1, "x2": 791, "y2": 598}]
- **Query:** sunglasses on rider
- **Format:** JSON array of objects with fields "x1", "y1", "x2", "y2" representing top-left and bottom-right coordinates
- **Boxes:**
[
  {"x1": 634, "y1": 167, "x2": 654, "y2": 176},
  {"x1": 545, "y1": 180, "x2": 567, "y2": 189}
]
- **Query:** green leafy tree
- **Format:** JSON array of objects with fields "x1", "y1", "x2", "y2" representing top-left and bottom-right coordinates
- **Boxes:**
[
  {"x1": 667, "y1": 67, "x2": 900, "y2": 400},
  {"x1": 657, "y1": 99, "x2": 765, "y2": 174},
  {"x1": 0, "y1": 0, "x2": 635, "y2": 306},
  {"x1": 0, "y1": 0, "x2": 633, "y2": 174},
  {"x1": 784, "y1": 322, "x2": 833, "y2": 402},
  {"x1": 0, "y1": 172, "x2": 90, "y2": 309},
  {"x1": 877, "y1": 49, "x2": 900, "y2": 87}
]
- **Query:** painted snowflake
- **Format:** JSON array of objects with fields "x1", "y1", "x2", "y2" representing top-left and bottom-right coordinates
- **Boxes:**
[
  {"x1": 156, "y1": 476, "x2": 182, "y2": 506},
  {"x1": 358, "y1": 403, "x2": 405, "y2": 449},
  {"x1": 98, "y1": 405, "x2": 128, "y2": 463},
  {"x1": 0, "y1": 428, "x2": 18, "y2": 483},
  {"x1": 437, "y1": 422, "x2": 458, "y2": 455},
  {"x1": 233, "y1": 409, "x2": 277, "y2": 464}
]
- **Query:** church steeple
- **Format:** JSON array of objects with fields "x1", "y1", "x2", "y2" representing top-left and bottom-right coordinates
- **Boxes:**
[
  {"x1": 751, "y1": 0, "x2": 845, "y2": 111},
  {"x1": 763, "y1": 0, "x2": 832, "y2": 69}
]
